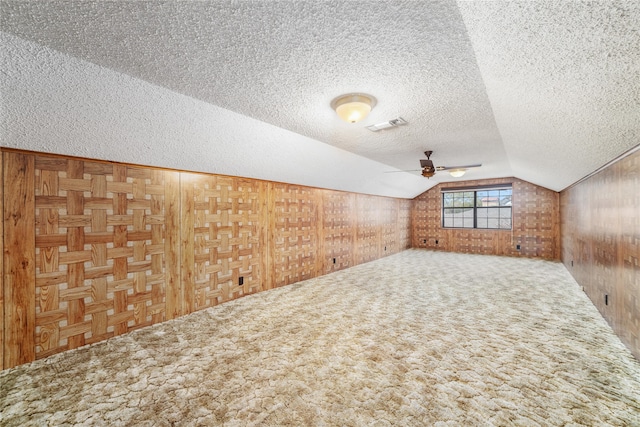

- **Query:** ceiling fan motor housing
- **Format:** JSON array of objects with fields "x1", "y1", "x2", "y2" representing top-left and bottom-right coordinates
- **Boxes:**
[{"x1": 420, "y1": 159, "x2": 436, "y2": 177}]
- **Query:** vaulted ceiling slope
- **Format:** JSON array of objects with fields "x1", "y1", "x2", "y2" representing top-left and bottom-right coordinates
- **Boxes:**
[{"x1": 1, "y1": 1, "x2": 638, "y2": 198}]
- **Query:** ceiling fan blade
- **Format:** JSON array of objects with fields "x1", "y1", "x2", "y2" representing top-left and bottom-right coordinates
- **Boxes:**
[
  {"x1": 436, "y1": 164, "x2": 482, "y2": 171},
  {"x1": 384, "y1": 169, "x2": 422, "y2": 173},
  {"x1": 419, "y1": 159, "x2": 434, "y2": 168}
]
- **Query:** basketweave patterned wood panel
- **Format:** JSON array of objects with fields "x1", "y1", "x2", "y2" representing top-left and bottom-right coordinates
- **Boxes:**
[
  {"x1": 398, "y1": 199, "x2": 412, "y2": 251},
  {"x1": 412, "y1": 178, "x2": 559, "y2": 260},
  {"x1": 322, "y1": 190, "x2": 355, "y2": 274},
  {"x1": 356, "y1": 195, "x2": 380, "y2": 264},
  {"x1": 511, "y1": 180, "x2": 559, "y2": 259},
  {"x1": 3, "y1": 148, "x2": 420, "y2": 369},
  {"x1": 561, "y1": 149, "x2": 640, "y2": 360},
  {"x1": 379, "y1": 198, "x2": 399, "y2": 256},
  {"x1": 411, "y1": 187, "x2": 439, "y2": 249},
  {"x1": 33, "y1": 156, "x2": 166, "y2": 359},
  {"x1": 271, "y1": 183, "x2": 319, "y2": 287},
  {"x1": 190, "y1": 174, "x2": 262, "y2": 309}
]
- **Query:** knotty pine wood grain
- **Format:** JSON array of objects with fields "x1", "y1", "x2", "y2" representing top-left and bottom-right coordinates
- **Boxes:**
[
  {"x1": 3, "y1": 152, "x2": 36, "y2": 368},
  {"x1": 561, "y1": 149, "x2": 640, "y2": 360},
  {"x1": 412, "y1": 177, "x2": 559, "y2": 260}
]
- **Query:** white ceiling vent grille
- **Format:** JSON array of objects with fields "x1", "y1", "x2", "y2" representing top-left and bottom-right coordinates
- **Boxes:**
[{"x1": 366, "y1": 117, "x2": 408, "y2": 132}]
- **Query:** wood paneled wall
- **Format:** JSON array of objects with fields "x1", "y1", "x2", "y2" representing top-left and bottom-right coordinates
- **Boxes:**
[
  {"x1": 3, "y1": 153, "x2": 36, "y2": 367},
  {"x1": 561, "y1": 149, "x2": 640, "y2": 360},
  {"x1": 1, "y1": 149, "x2": 411, "y2": 369},
  {"x1": 321, "y1": 191, "x2": 356, "y2": 274},
  {"x1": 412, "y1": 177, "x2": 560, "y2": 260},
  {"x1": 269, "y1": 183, "x2": 320, "y2": 288}
]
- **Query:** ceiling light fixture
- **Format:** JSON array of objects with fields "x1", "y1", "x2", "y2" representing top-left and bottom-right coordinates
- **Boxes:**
[
  {"x1": 449, "y1": 169, "x2": 466, "y2": 178},
  {"x1": 331, "y1": 93, "x2": 376, "y2": 123}
]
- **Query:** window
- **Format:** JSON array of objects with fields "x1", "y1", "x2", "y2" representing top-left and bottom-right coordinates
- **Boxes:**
[{"x1": 442, "y1": 186, "x2": 512, "y2": 229}]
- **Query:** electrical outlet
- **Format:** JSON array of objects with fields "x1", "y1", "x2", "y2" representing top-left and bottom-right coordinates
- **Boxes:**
[
  {"x1": 605, "y1": 294, "x2": 609, "y2": 305},
  {"x1": 384, "y1": 246, "x2": 387, "y2": 251},
  {"x1": 333, "y1": 258, "x2": 336, "y2": 264},
  {"x1": 435, "y1": 239, "x2": 438, "y2": 245},
  {"x1": 423, "y1": 239, "x2": 427, "y2": 244},
  {"x1": 516, "y1": 244, "x2": 521, "y2": 250},
  {"x1": 239, "y1": 276, "x2": 244, "y2": 286},
  {"x1": 571, "y1": 260, "x2": 574, "y2": 267}
]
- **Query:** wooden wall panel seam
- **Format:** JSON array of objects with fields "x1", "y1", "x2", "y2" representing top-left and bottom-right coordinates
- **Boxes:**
[
  {"x1": 180, "y1": 175, "x2": 195, "y2": 315},
  {"x1": 3, "y1": 152, "x2": 36, "y2": 368},
  {"x1": 165, "y1": 171, "x2": 181, "y2": 320}
]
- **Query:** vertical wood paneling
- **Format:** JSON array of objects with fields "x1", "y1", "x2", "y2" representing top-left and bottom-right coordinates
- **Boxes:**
[
  {"x1": 259, "y1": 182, "x2": 273, "y2": 291},
  {"x1": 3, "y1": 152, "x2": 36, "y2": 368},
  {"x1": 412, "y1": 177, "x2": 559, "y2": 260},
  {"x1": 617, "y1": 154, "x2": 639, "y2": 357},
  {"x1": 180, "y1": 174, "x2": 196, "y2": 315},
  {"x1": 165, "y1": 171, "x2": 182, "y2": 319},
  {"x1": 562, "y1": 149, "x2": 640, "y2": 360}
]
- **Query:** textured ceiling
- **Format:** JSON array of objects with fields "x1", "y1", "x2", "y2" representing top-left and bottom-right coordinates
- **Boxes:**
[
  {"x1": 1, "y1": 1, "x2": 639, "y2": 196},
  {"x1": 457, "y1": 1, "x2": 640, "y2": 190}
]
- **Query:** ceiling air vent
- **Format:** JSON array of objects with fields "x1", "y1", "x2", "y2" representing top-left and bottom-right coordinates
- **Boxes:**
[{"x1": 366, "y1": 117, "x2": 408, "y2": 132}]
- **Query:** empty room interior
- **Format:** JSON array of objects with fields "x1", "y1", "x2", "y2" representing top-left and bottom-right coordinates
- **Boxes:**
[{"x1": 1, "y1": 1, "x2": 639, "y2": 425}]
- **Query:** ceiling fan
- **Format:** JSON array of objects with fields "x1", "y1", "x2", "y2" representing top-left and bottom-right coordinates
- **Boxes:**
[{"x1": 388, "y1": 151, "x2": 482, "y2": 178}]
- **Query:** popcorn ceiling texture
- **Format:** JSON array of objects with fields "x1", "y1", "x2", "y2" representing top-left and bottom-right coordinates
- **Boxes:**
[
  {"x1": 457, "y1": 1, "x2": 640, "y2": 190},
  {"x1": 1, "y1": 1, "x2": 639, "y2": 195},
  {"x1": 0, "y1": 32, "x2": 426, "y2": 198}
]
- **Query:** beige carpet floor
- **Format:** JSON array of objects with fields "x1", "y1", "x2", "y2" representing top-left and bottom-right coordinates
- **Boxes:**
[{"x1": 1, "y1": 249, "x2": 640, "y2": 426}]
